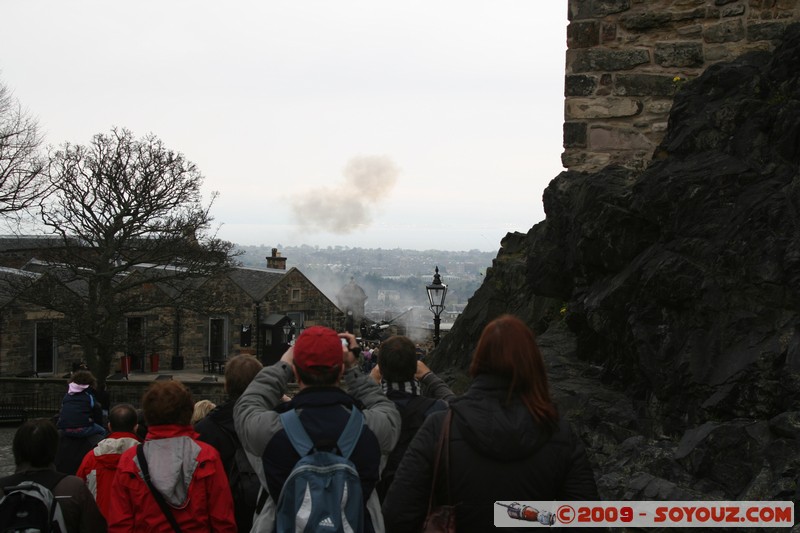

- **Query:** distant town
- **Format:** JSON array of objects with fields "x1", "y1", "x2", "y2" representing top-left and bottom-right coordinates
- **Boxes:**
[{"x1": 236, "y1": 244, "x2": 496, "y2": 335}]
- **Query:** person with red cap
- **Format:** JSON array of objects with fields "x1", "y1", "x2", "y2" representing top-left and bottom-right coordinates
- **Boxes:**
[{"x1": 235, "y1": 326, "x2": 401, "y2": 533}]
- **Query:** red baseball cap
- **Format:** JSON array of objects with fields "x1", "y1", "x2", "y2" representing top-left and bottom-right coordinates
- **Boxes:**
[{"x1": 293, "y1": 326, "x2": 344, "y2": 372}]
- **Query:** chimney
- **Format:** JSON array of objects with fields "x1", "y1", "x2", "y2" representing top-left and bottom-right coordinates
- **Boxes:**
[{"x1": 266, "y1": 248, "x2": 287, "y2": 270}]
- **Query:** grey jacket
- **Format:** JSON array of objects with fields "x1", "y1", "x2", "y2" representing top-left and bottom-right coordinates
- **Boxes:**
[{"x1": 234, "y1": 361, "x2": 401, "y2": 532}]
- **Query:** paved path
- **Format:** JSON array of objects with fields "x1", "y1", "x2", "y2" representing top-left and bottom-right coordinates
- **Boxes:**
[{"x1": 0, "y1": 425, "x2": 17, "y2": 477}]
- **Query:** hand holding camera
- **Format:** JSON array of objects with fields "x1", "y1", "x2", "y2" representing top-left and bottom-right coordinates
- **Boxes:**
[{"x1": 339, "y1": 332, "x2": 360, "y2": 369}]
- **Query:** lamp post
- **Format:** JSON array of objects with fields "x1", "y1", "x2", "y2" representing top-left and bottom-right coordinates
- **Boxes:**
[{"x1": 426, "y1": 266, "x2": 447, "y2": 347}]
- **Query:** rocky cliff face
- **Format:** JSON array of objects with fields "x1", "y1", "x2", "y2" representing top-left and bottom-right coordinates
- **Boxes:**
[{"x1": 433, "y1": 23, "x2": 800, "y2": 503}]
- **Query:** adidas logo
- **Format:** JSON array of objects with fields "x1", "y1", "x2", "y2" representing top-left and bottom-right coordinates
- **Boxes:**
[{"x1": 318, "y1": 516, "x2": 336, "y2": 529}]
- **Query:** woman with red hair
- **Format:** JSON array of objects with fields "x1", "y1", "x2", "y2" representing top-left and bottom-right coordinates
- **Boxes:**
[{"x1": 382, "y1": 314, "x2": 597, "y2": 532}]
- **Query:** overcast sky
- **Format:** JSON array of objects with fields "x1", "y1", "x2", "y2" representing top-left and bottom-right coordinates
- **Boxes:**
[{"x1": 1, "y1": 1, "x2": 567, "y2": 252}]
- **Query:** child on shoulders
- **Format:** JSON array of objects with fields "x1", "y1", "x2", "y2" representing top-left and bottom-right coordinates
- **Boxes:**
[{"x1": 57, "y1": 369, "x2": 107, "y2": 438}]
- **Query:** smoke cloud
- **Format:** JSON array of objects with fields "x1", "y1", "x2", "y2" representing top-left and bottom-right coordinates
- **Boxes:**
[{"x1": 290, "y1": 155, "x2": 399, "y2": 234}]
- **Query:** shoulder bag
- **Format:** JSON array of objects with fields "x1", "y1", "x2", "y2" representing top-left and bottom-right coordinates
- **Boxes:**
[
  {"x1": 422, "y1": 409, "x2": 456, "y2": 533},
  {"x1": 136, "y1": 445, "x2": 183, "y2": 533}
]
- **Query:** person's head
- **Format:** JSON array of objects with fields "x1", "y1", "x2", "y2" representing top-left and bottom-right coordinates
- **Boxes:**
[
  {"x1": 108, "y1": 403, "x2": 138, "y2": 434},
  {"x1": 292, "y1": 326, "x2": 344, "y2": 387},
  {"x1": 70, "y1": 369, "x2": 96, "y2": 388},
  {"x1": 469, "y1": 314, "x2": 558, "y2": 427},
  {"x1": 191, "y1": 399, "x2": 216, "y2": 425},
  {"x1": 13, "y1": 418, "x2": 59, "y2": 468},
  {"x1": 141, "y1": 380, "x2": 194, "y2": 426},
  {"x1": 377, "y1": 335, "x2": 417, "y2": 383},
  {"x1": 224, "y1": 354, "x2": 263, "y2": 400}
]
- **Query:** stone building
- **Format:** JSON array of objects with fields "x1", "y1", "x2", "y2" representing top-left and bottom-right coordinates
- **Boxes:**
[
  {"x1": 0, "y1": 247, "x2": 345, "y2": 376},
  {"x1": 563, "y1": 0, "x2": 800, "y2": 172}
]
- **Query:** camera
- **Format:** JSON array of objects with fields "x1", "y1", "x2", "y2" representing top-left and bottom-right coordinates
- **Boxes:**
[{"x1": 341, "y1": 338, "x2": 348, "y2": 347}]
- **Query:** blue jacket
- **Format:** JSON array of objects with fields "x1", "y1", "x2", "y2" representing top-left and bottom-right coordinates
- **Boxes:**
[{"x1": 57, "y1": 390, "x2": 101, "y2": 429}]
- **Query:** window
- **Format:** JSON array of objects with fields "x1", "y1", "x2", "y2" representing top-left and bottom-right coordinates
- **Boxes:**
[
  {"x1": 34, "y1": 322, "x2": 56, "y2": 375},
  {"x1": 291, "y1": 288, "x2": 302, "y2": 302},
  {"x1": 209, "y1": 317, "x2": 228, "y2": 361}
]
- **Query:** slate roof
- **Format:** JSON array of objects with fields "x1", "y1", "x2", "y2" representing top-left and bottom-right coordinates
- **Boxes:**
[{"x1": 226, "y1": 266, "x2": 287, "y2": 301}]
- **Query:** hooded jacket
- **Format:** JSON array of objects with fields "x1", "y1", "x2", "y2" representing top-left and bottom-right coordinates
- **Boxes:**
[
  {"x1": 75, "y1": 431, "x2": 140, "y2": 519},
  {"x1": 382, "y1": 374, "x2": 598, "y2": 532},
  {"x1": 107, "y1": 424, "x2": 236, "y2": 533},
  {"x1": 234, "y1": 361, "x2": 401, "y2": 533}
]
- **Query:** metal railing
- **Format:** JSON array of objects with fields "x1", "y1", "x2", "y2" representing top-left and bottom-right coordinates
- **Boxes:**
[
  {"x1": 0, "y1": 389, "x2": 232, "y2": 423},
  {"x1": 0, "y1": 392, "x2": 62, "y2": 421}
]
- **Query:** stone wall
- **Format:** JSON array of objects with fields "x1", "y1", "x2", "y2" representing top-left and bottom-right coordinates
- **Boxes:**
[
  {"x1": 563, "y1": 0, "x2": 800, "y2": 172},
  {"x1": 263, "y1": 269, "x2": 345, "y2": 331}
]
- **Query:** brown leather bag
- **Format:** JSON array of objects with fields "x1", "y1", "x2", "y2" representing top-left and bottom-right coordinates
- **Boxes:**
[{"x1": 421, "y1": 409, "x2": 456, "y2": 533}]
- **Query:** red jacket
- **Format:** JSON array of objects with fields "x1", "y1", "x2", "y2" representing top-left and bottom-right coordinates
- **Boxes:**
[
  {"x1": 107, "y1": 424, "x2": 236, "y2": 533},
  {"x1": 76, "y1": 431, "x2": 140, "y2": 520}
]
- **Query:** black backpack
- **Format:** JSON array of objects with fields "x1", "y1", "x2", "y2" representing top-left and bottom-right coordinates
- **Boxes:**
[
  {"x1": 377, "y1": 395, "x2": 441, "y2": 501},
  {"x1": 0, "y1": 470, "x2": 67, "y2": 533}
]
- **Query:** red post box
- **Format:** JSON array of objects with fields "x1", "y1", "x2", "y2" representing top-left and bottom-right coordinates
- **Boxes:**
[
  {"x1": 150, "y1": 353, "x2": 159, "y2": 373},
  {"x1": 121, "y1": 355, "x2": 131, "y2": 377}
]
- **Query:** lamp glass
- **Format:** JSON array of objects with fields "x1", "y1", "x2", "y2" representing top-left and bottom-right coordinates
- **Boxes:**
[{"x1": 427, "y1": 285, "x2": 447, "y2": 313}]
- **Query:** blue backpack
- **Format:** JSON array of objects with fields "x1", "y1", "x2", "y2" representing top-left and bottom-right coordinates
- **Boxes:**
[{"x1": 276, "y1": 407, "x2": 365, "y2": 533}]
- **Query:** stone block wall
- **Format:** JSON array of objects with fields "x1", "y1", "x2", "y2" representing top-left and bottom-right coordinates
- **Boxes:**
[
  {"x1": 563, "y1": 0, "x2": 800, "y2": 172},
  {"x1": 262, "y1": 269, "x2": 345, "y2": 330}
]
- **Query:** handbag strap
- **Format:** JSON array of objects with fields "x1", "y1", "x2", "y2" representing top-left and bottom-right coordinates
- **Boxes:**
[
  {"x1": 426, "y1": 409, "x2": 453, "y2": 515},
  {"x1": 136, "y1": 445, "x2": 183, "y2": 533}
]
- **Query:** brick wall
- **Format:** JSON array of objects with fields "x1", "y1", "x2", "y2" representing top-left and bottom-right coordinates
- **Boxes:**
[{"x1": 563, "y1": 0, "x2": 800, "y2": 172}]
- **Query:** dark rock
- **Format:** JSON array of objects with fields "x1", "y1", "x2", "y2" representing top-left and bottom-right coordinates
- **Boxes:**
[
  {"x1": 769, "y1": 411, "x2": 800, "y2": 439},
  {"x1": 431, "y1": 23, "x2": 800, "y2": 503}
]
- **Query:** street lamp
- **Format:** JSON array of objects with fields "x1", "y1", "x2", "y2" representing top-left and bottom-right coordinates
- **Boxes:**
[
  {"x1": 426, "y1": 266, "x2": 447, "y2": 346},
  {"x1": 283, "y1": 321, "x2": 292, "y2": 344}
]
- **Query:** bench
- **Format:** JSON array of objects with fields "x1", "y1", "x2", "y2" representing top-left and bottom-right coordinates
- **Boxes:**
[{"x1": 0, "y1": 401, "x2": 28, "y2": 424}]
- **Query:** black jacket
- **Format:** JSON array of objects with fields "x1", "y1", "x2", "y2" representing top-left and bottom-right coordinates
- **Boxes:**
[
  {"x1": 195, "y1": 400, "x2": 258, "y2": 532},
  {"x1": 195, "y1": 401, "x2": 238, "y2": 466},
  {"x1": 382, "y1": 374, "x2": 598, "y2": 532}
]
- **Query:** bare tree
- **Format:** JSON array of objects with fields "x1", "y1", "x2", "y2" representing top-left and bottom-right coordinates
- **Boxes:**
[
  {"x1": 20, "y1": 127, "x2": 237, "y2": 384},
  {"x1": 0, "y1": 79, "x2": 45, "y2": 219}
]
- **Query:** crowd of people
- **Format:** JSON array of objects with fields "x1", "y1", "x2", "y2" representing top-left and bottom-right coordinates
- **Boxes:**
[{"x1": 0, "y1": 314, "x2": 597, "y2": 532}]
